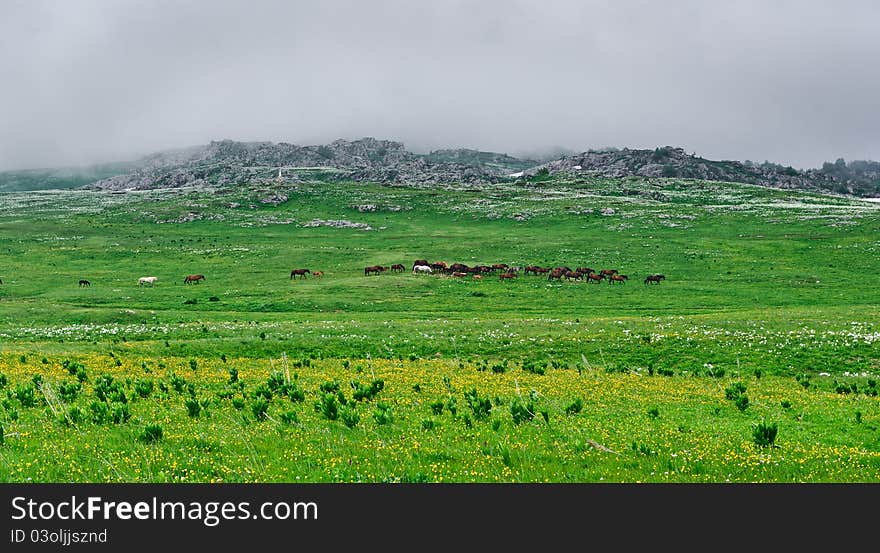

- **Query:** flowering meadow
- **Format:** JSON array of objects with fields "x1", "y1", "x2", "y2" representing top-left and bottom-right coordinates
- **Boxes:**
[{"x1": 0, "y1": 176, "x2": 878, "y2": 481}]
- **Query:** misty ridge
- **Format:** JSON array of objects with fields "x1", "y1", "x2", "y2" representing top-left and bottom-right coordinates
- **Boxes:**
[{"x1": 1, "y1": 138, "x2": 878, "y2": 198}]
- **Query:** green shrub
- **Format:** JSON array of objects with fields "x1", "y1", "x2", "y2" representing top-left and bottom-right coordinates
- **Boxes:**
[
  {"x1": 510, "y1": 397, "x2": 535, "y2": 425},
  {"x1": 139, "y1": 424, "x2": 163, "y2": 444},
  {"x1": 340, "y1": 406, "x2": 360, "y2": 429},
  {"x1": 429, "y1": 399, "x2": 445, "y2": 415},
  {"x1": 647, "y1": 407, "x2": 660, "y2": 419},
  {"x1": 315, "y1": 393, "x2": 339, "y2": 421},
  {"x1": 725, "y1": 382, "x2": 747, "y2": 400},
  {"x1": 134, "y1": 379, "x2": 154, "y2": 398},
  {"x1": 14, "y1": 384, "x2": 37, "y2": 408},
  {"x1": 185, "y1": 398, "x2": 202, "y2": 418},
  {"x1": 752, "y1": 420, "x2": 778, "y2": 448},
  {"x1": 373, "y1": 402, "x2": 393, "y2": 425},
  {"x1": 464, "y1": 387, "x2": 492, "y2": 420},
  {"x1": 57, "y1": 381, "x2": 82, "y2": 403},
  {"x1": 251, "y1": 398, "x2": 269, "y2": 421},
  {"x1": 564, "y1": 398, "x2": 583, "y2": 415},
  {"x1": 279, "y1": 410, "x2": 299, "y2": 425}
]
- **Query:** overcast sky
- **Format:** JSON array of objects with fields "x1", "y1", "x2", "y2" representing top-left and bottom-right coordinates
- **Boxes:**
[{"x1": 1, "y1": 0, "x2": 877, "y2": 170}]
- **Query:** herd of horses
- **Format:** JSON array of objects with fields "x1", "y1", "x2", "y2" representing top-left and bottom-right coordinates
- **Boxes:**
[
  {"x1": 290, "y1": 260, "x2": 667, "y2": 285},
  {"x1": 1, "y1": 264, "x2": 665, "y2": 289}
]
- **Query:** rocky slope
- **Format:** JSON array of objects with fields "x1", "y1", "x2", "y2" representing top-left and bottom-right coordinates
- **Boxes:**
[
  {"x1": 78, "y1": 139, "x2": 880, "y2": 197},
  {"x1": 85, "y1": 138, "x2": 506, "y2": 191},
  {"x1": 527, "y1": 146, "x2": 880, "y2": 197}
]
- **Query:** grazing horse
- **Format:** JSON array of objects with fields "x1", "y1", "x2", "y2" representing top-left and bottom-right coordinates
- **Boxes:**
[
  {"x1": 599, "y1": 269, "x2": 619, "y2": 277},
  {"x1": 564, "y1": 270, "x2": 583, "y2": 281},
  {"x1": 312, "y1": 271, "x2": 324, "y2": 278},
  {"x1": 414, "y1": 259, "x2": 429, "y2": 267},
  {"x1": 644, "y1": 274, "x2": 666, "y2": 285},
  {"x1": 576, "y1": 267, "x2": 595, "y2": 275},
  {"x1": 364, "y1": 265, "x2": 388, "y2": 276},
  {"x1": 609, "y1": 274, "x2": 629, "y2": 284},
  {"x1": 412, "y1": 265, "x2": 433, "y2": 274},
  {"x1": 499, "y1": 272, "x2": 517, "y2": 282},
  {"x1": 184, "y1": 274, "x2": 205, "y2": 284},
  {"x1": 79, "y1": 279, "x2": 91, "y2": 287},
  {"x1": 290, "y1": 269, "x2": 311, "y2": 279},
  {"x1": 430, "y1": 261, "x2": 448, "y2": 271},
  {"x1": 390, "y1": 264, "x2": 406, "y2": 273},
  {"x1": 548, "y1": 268, "x2": 565, "y2": 281},
  {"x1": 138, "y1": 276, "x2": 158, "y2": 286},
  {"x1": 449, "y1": 263, "x2": 469, "y2": 273},
  {"x1": 586, "y1": 272, "x2": 605, "y2": 284},
  {"x1": 492, "y1": 263, "x2": 509, "y2": 272}
]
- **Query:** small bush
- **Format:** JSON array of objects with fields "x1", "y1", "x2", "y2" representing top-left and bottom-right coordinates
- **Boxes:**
[
  {"x1": 134, "y1": 379, "x2": 154, "y2": 398},
  {"x1": 279, "y1": 410, "x2": 299, "y2": 425},
  {"x1": 752, "y1": 420, "x2": 778, "y2": 448},
  {"x1": 373, "y1": 402, "x2": 393, "y2": 425},
  {"x1": 429, "y1": 399, "x2": 445, "y2": 415},
  {"x1": 464, "y1": 387, "x2": 492, "y2": 420},
  {"x1": 315, "y1": 393, "x2": 339, "y2": 421},
  {"x1": 647, "y1": 407, "x2": 660, "y2": 419},
  {"x1": 251, "y1": 398, "x2": 269, "y2": 421},
  {"x1": 780, "y1": 400, "x2": 792, "y2": 409},
  {"x1": 139, "y1": 424, "x2": 163, "y2": 444},
  {"x1": 564, "y1": 398, "x2": 583, "y2": 415},
  {"x1": 185, "y1": 398, "x2": 202, "y2": 418},
  {"x1": 58, "y1": 381, "x2": 82, "y2": 403},
  {"x1": 340, "y1": 406, "x2": 360, "y2": 429},
  {"x1": 510, "y1": 397, "x2": 536, "y2": 425},
  {"x1": 14, "y1": 384, "x2": 37, "y2": 408},
  {"x1": 725, "y1": 382, "x2": 747, "y2": 400},
  {"x1": 734, "y1": 395, "x2": 750, "y2": 411}
]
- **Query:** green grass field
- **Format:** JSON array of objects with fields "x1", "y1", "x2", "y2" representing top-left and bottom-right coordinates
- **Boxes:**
[{"x1": 1, "y1": 175, "x2": 878, "y2": 482}]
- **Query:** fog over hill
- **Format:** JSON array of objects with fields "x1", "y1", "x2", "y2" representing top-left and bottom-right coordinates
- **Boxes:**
[{"x1": 71, "y1": 139, "x2": 879, "y2": 197}]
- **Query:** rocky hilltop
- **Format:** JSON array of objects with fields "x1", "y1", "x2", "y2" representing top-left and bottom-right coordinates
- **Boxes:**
[
  {"x1": 85, "y1": 138, "x2": 508, "y2": 191},
  {"x1": 528, "y1": 146, "x2": 880, "y2": 196},
  {"x1": 79, "y1": 139, "x2": 879, "y2": 197}
]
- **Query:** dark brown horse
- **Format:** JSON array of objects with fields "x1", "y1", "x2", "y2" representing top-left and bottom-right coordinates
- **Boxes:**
[
  {"x1": 184, "y1": 274, "x2": 206, "y2": 284},
  {"x1": 290, "y1": 269, "x2": 310, "y2": 279},
  {"x1": 414, "y1": 259, "x2": 429, "y2": 267},
  {"x1": 576, "y1": 267, "x2": 595, "y2": 275},
  {"x1": 609, "y1": 274, "x2": 629, "y2": 284},
  {"x1": 586, "y1": 272, "x2": 605, "y2": 283},
  {"x1": 600, "y1": 269, "x2": 619, "y2": 277},
  {"x1": 79, "y1": 279, "x2": 91, "y2": 287},
  {"x1": 364, "y1": 265, "x2": 388, "y2": 276},
  {"x1": 499, "y1": 272, "x2": 517, "y2": 281},
  {"x1": 644, "y1": 274, "x2": 666, "y2": 285},
  {"x1": 390, "y1": 264, "x2": 406, "y2": 273},
  {"x1": 548, "y1": 268, "x2": 565, "y2": 281},
  {"x1": 564, "y1": 270, "x2": 583, "y2": 281}
]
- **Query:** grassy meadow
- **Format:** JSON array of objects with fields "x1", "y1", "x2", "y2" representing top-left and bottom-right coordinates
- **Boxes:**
[{"x1": 0, "y1": 175, "x2": 878, "y2": 482}]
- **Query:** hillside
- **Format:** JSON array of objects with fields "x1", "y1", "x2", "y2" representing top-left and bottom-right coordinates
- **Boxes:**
[
  {"x1": 3, "y1": 139, "x2": 878, "y2": 197},
  {"x1": 528, "y1": 146, "x2": 880, "y2": 197}
]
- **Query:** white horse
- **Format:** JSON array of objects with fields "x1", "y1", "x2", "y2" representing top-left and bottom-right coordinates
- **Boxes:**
[
  {"x1": 412, "y1": 265, "x2": 433, "y2": 274},
  {"x1": 138, "y1": 276, "x2": 158, "y2": 286}
]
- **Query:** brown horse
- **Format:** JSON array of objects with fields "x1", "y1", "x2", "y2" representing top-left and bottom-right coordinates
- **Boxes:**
[
  {"x1": 312, "y1": 271, "x2": 324, "y2": 278},
  {"x1": 644, "y1": 274, "x2": 666, "y2": 285},
  {"x1": 184, "y1": 274, "x2": 205, "y2": 284},
  {"x1": 600, "y1": 269, "x2": 618, "y2": 277},
  {"x1": 499, "y1": 272, "x2": 517, "y2": 282},
  {"x1": 364, "y1": 265, "x2": 388, "y2": 276},
  {"x1": 576, "y1": 267, "x2": 595, "y2": 275},
  {"x1": 290, "y1": 269, "x2": 310, "y2": 280},
  {"x1": 609, "y1": 274, "x2": 629, "y2": 284},
  {"x1": 564, "y1": 270, "x2": 583, "y2": 281},
  {"x1": 586, "y1": 272, "x2": 605, "y2": 284},
  {"x1": 390, "y1": 264, "x2": 406, "y2": 273},
  {"x1": 548, "y1": 268, "x2": 565, "y2": 281},
  {"x1": 414, "y1": 259, "x2": 429, "y2": 267}
]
